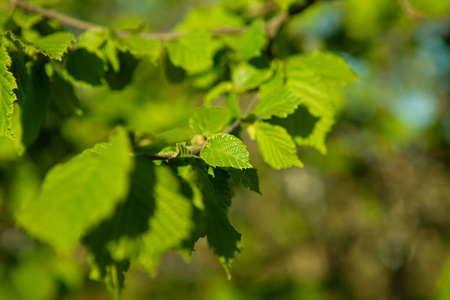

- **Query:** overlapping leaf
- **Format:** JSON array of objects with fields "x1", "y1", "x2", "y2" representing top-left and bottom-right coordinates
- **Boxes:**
[
  {"x1": 253, "y1": 83, "x2": 302, "y2": 119},
  {"x1": 32, "y1": 32, "x2": 75, "y2": 61},
  {"x1": 288, "y1": 50, "x2": 358, "y2": 86},
  {"x1": 165, "y1": 30, "x2": 215, "y2": 73},
  {"x1": 177, "y1": 161, "x2": 242, "y2": 274},
  {"x1": 20, "y1": 61, "x2": 51, "y2": 146},
  {"x1": 252, "y1": 121, "x2": 303, "y2": 169},
  {"x1": 107, "y1": 164, "x2": 194, "y2": 274},
  {"x1": 175, "y1": 6, "x2": 244, "y2": 31},
  {"x1": 0, "y1": 38, "x2": 17, "y2": 140},
  {"x1": 284, "y1": 50, "x2": 357, "y2": 153},
  {"x1": 15, "y1": 128, "x2": 133, "y2": 253},
  {"x1": 189, "y1": 107, "x2": 232, "y2": 136},
  {"x1": 200, "y1": 133, "x2": 252, "y2": 169},
  {"x1": 223, "y1": 167, "x2": 261, "y2": 194},
  {"x1": 121, "y1": 35, "x2": 161, "y2": 64},
  {"x1": 221, "y1": 19, "x2": 266, "y2": 59},
  {"x1": 232, "y1": 61, "x2": 273, "y2": 92}
]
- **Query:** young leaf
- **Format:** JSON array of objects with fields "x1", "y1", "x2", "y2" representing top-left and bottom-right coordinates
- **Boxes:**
[
  {"x1": 175, "y1": 6, "x2": 244, "y2": 31},
  {"x1": 252, "y1": 121, "x2": 303, "y2": 169},
  {"x1": 165, "y1": 30, "x2": 215, "y2": 73},
  {"x1": 204, "y1": 81, "x2": 234, "y2": 106},
  {"x1": 200, "y1": 133, "x2": 252, "y2": 169},
  {"x1": 189, "y1": 107, "x2": 232, "y2": 136},
  {"x1": 0, "y1": 38, "x2": 17, "y2": 140},
  {"x1": 15, "y1": 127, "x2": 133, "y2": 253},
  {"x1": 271, "y1": 105, "x2": 332, "y2": 155},
  {"x1": 288, "y1": 50, "x2": 359, "y2": 86},
  {"x1": 32, "y1": 32, "x2": 75, "y2": 61},
  {"x1": 120, "y1": 35, "x2": 161, "y2": 64},
  {"x1": 232, "y1": 61, "x2": 273, "y2": 92},
  {"x1": 176, "y1": 142, "x2": 197, "y2": 157},
  {"x1": 221, "y1": 19, "x2": 267, "y2": 59},
  {"x1": 286, "y1": 62, "x2": 337, "y2": 154},
  {"x1": 253, "y1": 84, "x2": 302, "y2": 119}
]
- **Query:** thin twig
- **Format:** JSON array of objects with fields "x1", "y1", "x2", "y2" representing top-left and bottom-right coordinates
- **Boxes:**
[
  {"x1": 223, "y1": 92, "x2": 260, "y2": 134},
  {"x1": 398, "y1": 0, "x2": 427, "y2": 20},
  {"x1": 7, "y1": 0, "x2": 296, "y2": 41},
  {"x1": 9, "y1": 0, "x2": 100, "y2": 31}
]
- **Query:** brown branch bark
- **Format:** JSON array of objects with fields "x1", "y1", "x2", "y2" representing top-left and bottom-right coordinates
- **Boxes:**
[
  {"x1": 7, "y1": 0, "x2": 311, "y2": 41},
  {"x1": 398, "y1": 0, "x2": 427, "y2": 20}
]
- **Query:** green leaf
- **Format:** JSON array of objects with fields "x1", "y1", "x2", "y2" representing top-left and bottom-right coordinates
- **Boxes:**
[
  {"x1": 165, "y1": 30, "x2": 215, "y2": 73},
  {"x1": 226, "y1": 91, "x2": 241, "y2": 118},
  {"x1": 176, "y1": 161, "x2": 242, "y2": 275},
  {"x1": 271, "y1": 105, "x2": 331, "y2": 155},
  {"x1": 252, "y1": 121, "x2": 303, "y2": 169},
  {"x1": 231, "y1": 61, "x2": 273, "y2": 92},
  {"x1": 286, "y1": 59, "x2": 337, "y2": 154},
  {"x1": 207, "y1": 168, "x2": 242, "y2": 275},
  {"x1": 121, "y1": 35, "x2": 161, "y2": 64},
  {"x1": 107, "y1": 164, "x2": 194, "y2": 275},
  {"x1": 275, "y1": 0, "x2": 306, "y2": 11},
  {"x1": 221, "y1": 19, "x2": 266, "y2": 59},
  {"x1": 288, "y1": 50, "x2": 359, "y2": 86},
  {"x1": 204, "y1": 81, "x2": 234, "y2": 106},
  {"x1": 200, "y1": 133, "x2": 252, "y2": 169},
  {"x1": 77, "y1": 28, "x2": 107, "y2": 51},
  {"x1": 83, "y1": 157, "x2": 156, "y2": 294},
  {"x1": 65, "y1": 48, "x2": 105, "y2": 86},
  {"x1": 15, "y1": 127, "x2": 133, "y2": 253},
  {"x1": 189, "y1": 107, "x2": 232, "y2": 136},
  {"x1": 21, "y1": 61, "x2": 51, "y2": 146},
  {"x1": 104, "y1": 51, "x2": 139, "y2": 90},
  {"x1": 175, "y1": 6, "x2": 244, "y2": 31},
  {"x1": 50, "y1": 72, "x2": 81, "y2": 116},
  {"x1": 32, "y1": 32, "x2": 75, "y2": 61},
  {"x1": 0, "y1": 38, "x2": 17, "y2": 140},
  {"x1": 222, "y1": 167, "x2": 261, "y2": 194},
  {"x1": 104, "y1": 38, "x2": 120, "y2": 72},
  {"x1": 253, "y1": 83, "x2": 302, "y2": 119},
  {"x1": 11, "y1": 10, "x2": 43, "y2": 29},
  {"x1": 176, "y1": 142, "x2": 197, "y2": 157}
]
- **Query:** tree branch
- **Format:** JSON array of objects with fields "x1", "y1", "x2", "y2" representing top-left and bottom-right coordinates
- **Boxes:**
[
  {"x1": 398, "y1": 0, "x2": 427, "y2": 20},
  {"x1": 7, "y1": 0, "x2": 313, "y2": 41}
]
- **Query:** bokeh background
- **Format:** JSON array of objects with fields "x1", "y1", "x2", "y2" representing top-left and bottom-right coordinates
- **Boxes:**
[{"x1": 0, "y1": 0, "x2": 449, "y2": 299}]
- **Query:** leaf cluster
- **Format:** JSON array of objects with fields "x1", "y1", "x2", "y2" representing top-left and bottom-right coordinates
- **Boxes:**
[{"x1": 0, "y1": 0, "x2": 357, "y2": 295}]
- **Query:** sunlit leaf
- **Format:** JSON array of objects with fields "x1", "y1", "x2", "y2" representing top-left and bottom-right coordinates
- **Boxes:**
[
  {"x1": 221, "y1": 19, "x2": 266, "y2": 59},
  {"x1": 200, "y1": 133, "x2": 252, "y2": 169},
  {"x1": 189, "y1": 107, "x2": 232, "y2": 136},
  {"x1": 32, "y1": 32, "x2": 75, "y2": 61},
  {"x1": 121, "y1": 35, "x2": 161, "y2": 64},
  {"x1": 15, "y1": 128, "x2": 133, "y2": 253},
  {"x1": 252, "y1": 121, "x2": 303, "y2": 169},
  {"x1": 232, "y1": 61, "x2": 273, "y2": 92},
  {"x1": 165, "y1": 30, "x2": 215, "y2": 73},
  {"x1": 0, "y1": 38, "x2": 17, "y2": 140}
]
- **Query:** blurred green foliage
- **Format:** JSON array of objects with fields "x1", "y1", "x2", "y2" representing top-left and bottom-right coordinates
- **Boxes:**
[{"x1": 0, "y1": 0, "x2": 449, "y2": 299}]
